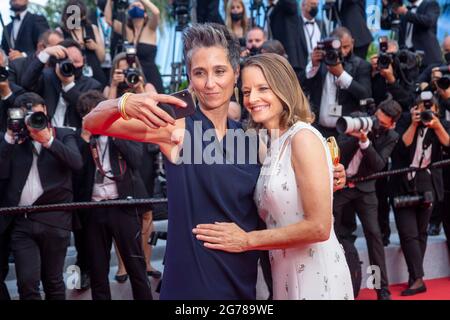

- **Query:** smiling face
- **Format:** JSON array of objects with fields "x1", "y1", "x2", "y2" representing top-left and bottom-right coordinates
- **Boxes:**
[
  {"x1": 241, "y1": 66, "x2": 284, "y2": 130},
  {"x1": 189, "y1": 46, "x2": 238, "y2": 111}
]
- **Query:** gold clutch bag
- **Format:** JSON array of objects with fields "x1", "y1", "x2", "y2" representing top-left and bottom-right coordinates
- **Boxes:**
[{"x1": 326, "y1": 136, "x2": 340, "y2": 166}]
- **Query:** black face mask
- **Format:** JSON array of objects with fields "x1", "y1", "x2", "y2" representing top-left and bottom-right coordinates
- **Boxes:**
[
  {"x1": 10, "y1": 3, "x2": 27, "y2": 12},
  {"x1": 74, "y1": 66, "x2": 83, "y2": 79},
  {"x1": 444, "y1": 52, "x2": 450, "y2": 64},
  {"x1": 230, "y1": 12, "x2": 243, "y2": 22},
  {"x1": 309, "y1": 6, "x2": 318, "y2": 18}
]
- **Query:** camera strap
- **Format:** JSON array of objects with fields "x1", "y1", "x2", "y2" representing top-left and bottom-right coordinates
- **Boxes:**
[{"x1": 89, "y1": 136, "x2": 126, "y2": 182}]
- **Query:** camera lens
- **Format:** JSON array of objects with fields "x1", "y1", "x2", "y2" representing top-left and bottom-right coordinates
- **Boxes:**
[
  {"x1": 26, "y1": 112, "x2": 48, "y2": 131},
  {"x1": 0, "y1": 66, "x2": 9, "y2": 82},
  {"x1": 59, "y1": 59, "x2": 75, "y2": 77}
]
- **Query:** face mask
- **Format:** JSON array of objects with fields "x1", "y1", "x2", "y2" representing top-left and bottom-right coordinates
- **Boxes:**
[
  {"x1": 74, "y1": 66, "x2": 83, "y2": 79},
  {"x1": 10, "y1": 3, "x2": 27, "y2": 12},
  {"x1": 309, "y1": 6, "x2": 318, "y2": 18},
  {"x1": 128, "y1": 6, "x2": 145, "y2": 19},
  {"x1": 444, "y1": 52, "x2": 450, "y2": 64},
  {"x1": 230, "y1": 12, "x2": 243, "y2": 22}
]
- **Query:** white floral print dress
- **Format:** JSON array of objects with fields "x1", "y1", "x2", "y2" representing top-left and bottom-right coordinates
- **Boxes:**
[{"x1": 255, "y1": 121, "x2": 354, "y2": 300}]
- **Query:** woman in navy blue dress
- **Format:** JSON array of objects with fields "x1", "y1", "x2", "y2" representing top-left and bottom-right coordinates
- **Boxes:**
[{"x1": 84, "y1": 23, "x2": 262, "y2": 299}]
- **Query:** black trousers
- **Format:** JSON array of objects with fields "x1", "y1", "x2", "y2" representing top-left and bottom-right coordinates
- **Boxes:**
[
  {"x1": 73, "y1": 211, "x2": 90, "y2": 275},
  {"x1": 376, "y1": 176, "x2": 391, "y2": 243},
  {"x1": 11, "y1": 217, "x2": 70, "y2": 300},
  {"x1": 443, "y1": 190, "x2": 450, "y2": 251},
  {"x1": 334, "y1": 188, "x2": 389, "y2": 289},
  {"x1": 85, "y1": 206, "x2": 152, "y2": 300},
  {"x1": 0, "y1": 224, "x2": 12, "y2": 300},
  {"x1": 393, "y1": 203, "x2": 433, "y2": 281}
]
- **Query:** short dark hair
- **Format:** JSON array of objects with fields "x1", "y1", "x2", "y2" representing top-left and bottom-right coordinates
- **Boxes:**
[
  {"x1": 38, "y1": 29, "x2": 64, "y2": 47},
  {"x1": 59, "y1": 38, "x2": 83, "y2": 54},
  {"x1": 414, "y1": 93, "x2": 440, "y2": 114},
  {"x1": 379, "y1": 99, "x2": 402, "y2": 122},
  {"x1": 331, "y1": 27, "x2": 353, "y2": 40},
  {"x1": 261, "y1": 40, "x2": 287, "y2": 58},
  {"x1": 77, "y1": 90, "x2": 105, "y2": 117},
  {"x1": 14, "y1": 92, "x2": 46, "y2": 110}
]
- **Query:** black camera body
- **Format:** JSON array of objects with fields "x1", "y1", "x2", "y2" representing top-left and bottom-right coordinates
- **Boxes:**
[
  {"x1": 123, "y1": 68, "x2": 141, "y2": 87},
  {"x1": 419, "y1": 91, "x2": 435, "y2": 123},
  {"x1": 114, "y1": 0, "x2": 129, "y2": 11},
  {"x1": 360, "y1": 98, "x2": 377, "y2": 115},
  {"x1": 249, "y1": 46, "x2": 262, "y2": 56},
  {"x1": 124, "y1": 42, "x2": 137, "y2": 66},
  {"x1": 377, "y1": 36, "x2": 393, "y2": 70},
  {"x1": 172, "y1": 0, "x2": 190, "y2": 31},
  {"x1": 317, "y1": 38, "x2": 342, "y2": 66},
  {"x1": 393, "y1": 191, "x2": 433, "y2": 209},
  {"x1": 0, "y1": 66, "x2": 9, "y2": 82},
  {"x1": 7, "y1": 107, "x2": 49, "y2": 142}
]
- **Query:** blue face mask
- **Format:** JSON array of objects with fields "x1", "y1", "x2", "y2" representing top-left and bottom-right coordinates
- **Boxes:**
[{"x1": 128, "y1": 6, "x2": 145, "y2": 19}]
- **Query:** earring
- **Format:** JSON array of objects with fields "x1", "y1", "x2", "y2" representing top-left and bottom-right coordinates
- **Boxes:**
[{"x1": 234, "y1": 85, "x2": 239, "y2": 103}]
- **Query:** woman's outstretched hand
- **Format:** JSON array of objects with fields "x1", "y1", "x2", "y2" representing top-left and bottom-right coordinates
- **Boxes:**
[
  {"x1": 193, "y1": 222, "x2": 250, "y2": 253},
  {"x1": 124, "y1": 92, "x2": 187, "y2": 129}
]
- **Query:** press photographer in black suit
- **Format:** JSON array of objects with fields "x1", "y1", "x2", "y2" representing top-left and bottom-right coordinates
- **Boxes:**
[
  {"x1": 1, "y1": 0, "x2": 50, "y2": 62},
  {"x1": 0, "y1": 92, "x2": 83, "y2": 300},
  {"x1": 7, "y1": 30, "x2": 64, "y2": 88},
  {"x1": 380, "y1": 0, "x2": 442, "y2": 68},
  {"x1": 303, "y1": 27, "x2": 372, "y2": 138},
  {"x1": 334, "y1": 99, "x2": 403, "y2": 300},
  {"x1": 21, "y1": 39, "x2": 102, "y2": 129},
  {"x1": 77, "y1": 91, "x2": 152, "y2": 300},
  {"x1": 390, "y1": 93, "x2": 450, "y2": 296}
]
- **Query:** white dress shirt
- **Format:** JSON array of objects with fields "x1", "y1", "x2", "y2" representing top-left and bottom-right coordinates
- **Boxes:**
[
  {"x1": 346, "y1": 139, "x2": 371, "y2": 178},
  {"x1": 301, "y1": 15, "x2": 321, "y2": 57},
  {"x1": 408, "y1": 126, "x2": 432, "y2": 180},
  {"x1": 91, "y1": 136, "x2": 119, "y2": 202},
  {"x1": 405, "y1": 0, "x2": 423, "y2": 49},
  {"x1": 11, "y1": 10, "x2": 28, "y2": 49},
  {"x1": 306, "y1": 61, "x2": 354, "y2": 128},
  {"x1": 4, "y1": 132, "x2": 54, "y2": 206}
]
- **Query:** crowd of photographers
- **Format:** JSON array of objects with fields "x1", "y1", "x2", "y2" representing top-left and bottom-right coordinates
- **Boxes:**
[{"x1": 0, "y1": 0, "x2": 449, "y2": 300}]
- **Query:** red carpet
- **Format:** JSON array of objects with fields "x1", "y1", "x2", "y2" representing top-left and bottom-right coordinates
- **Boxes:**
[{"x1": 357, "y1": 277, "x2": 450, "y2": 300}]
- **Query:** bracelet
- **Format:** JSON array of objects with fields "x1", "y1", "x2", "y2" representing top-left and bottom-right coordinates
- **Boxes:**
[{"x1": 118, "y1": 92, "x2": 133, "y2": 120}]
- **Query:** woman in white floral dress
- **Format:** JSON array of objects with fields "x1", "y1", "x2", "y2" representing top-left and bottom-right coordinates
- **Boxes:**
[{"x1": 193, "y1": 53, "x2": 354, "y2": 300}]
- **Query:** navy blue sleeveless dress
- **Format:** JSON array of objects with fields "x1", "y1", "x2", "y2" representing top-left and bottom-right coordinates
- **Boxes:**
[{"x1": 160, "y1": 108, "x2": 261, "y2": 300}]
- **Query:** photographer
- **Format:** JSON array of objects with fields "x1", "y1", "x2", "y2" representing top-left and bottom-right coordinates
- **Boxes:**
[
  {"x1": 334, "y1": 99, "x2": 403, "y2": 300},
  {"x1": 104, "y1": 52, "x2": 155, "y2": 99},
  {"x1": 371, "y1": 38, "x2": 417, "y2": 112},
  {"x1": 76, "y1": 90, "x2": 152, "y2": 300},
  {"x1": 0, "y1": 49, "x2": 26, "y2": 132},
  {"x1": 58, "y1": 0, "x2": 107, "y2": 87},
  {"x1": 380, "y1": 0, "x2": 442, "y2": 68},
  {"x1": 304, "y1": 27, "x2": 372, "y2": 138},
  {"x1": 105, "y1": 0, "x2": 164, "y2": 93},
  {"x1": 241, "y1": 26, "x2": 266, "y2": 58},
  {"x1": 389, "y1": 93, "x2": 450, "y2": 296},
  {"x1": 21, "y1": 39, "x2": 102, "y2": 129},
  {"x1": 0, "y1": 92, "x2": 82, "y2": 300}
]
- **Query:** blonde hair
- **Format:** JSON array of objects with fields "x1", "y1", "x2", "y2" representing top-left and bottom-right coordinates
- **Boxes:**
[
  {"x1": 242, "y1": 53, "x2": 315, "y2": 130},
  {"x1": 225, "y1": 0, "x2": 248, "y2": 38}
]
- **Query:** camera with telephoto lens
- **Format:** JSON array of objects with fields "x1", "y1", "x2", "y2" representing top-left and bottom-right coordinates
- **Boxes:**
[
  {"x1": 58, "y1": 58, "x2": 75, "y2": 77},
  {"x1": 419, "y1": 91, "x2": 435, "y2": 123},
  {"x1": 0, "y1": 66, "x2": 9, "y2": 82},
  {"x1": 317, "y1": 38, "x2": 342, "y2": 66},
  {"x1": 7, "y1": 103, "x2": 49, "y2": 142},
  {"x1": 360, "y1": 98, "x2": 377, "y2": 115},
  {"x1": 336, "y1": 115, "x2": 380, "y2": 135},
  {"x1": 393, "y1": 191, "x2": 433, "y2": 209}
]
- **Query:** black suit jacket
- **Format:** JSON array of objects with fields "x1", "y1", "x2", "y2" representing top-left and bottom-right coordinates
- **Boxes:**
[
  {"x1": 338, "y1": 129, "x2": 399, "y2": 192},
  {"x1": 21, "y1": 56, "x2": 102, "y2": 128},
  {"x1": 1, "y1": 12, "x2": 49, "y2": 56},
  {"x1": 0, "y1": 82, "x2": 26, "y2": 132},
  {"x1": 7, "y1": 54, "x2": 34, "y2": 87},
  {"x1": 0, "y1": 127, "x2": 83, "y2": 231},
  {"x1": 338, "y1": 0, "x2": 373, "y2": 49},
  {"x1": 303, "y1": 54, "x2": 372, "y2": 120},
  {"x1": 270, "y1": 0, "x2": 324, "y2": 84},
  {"x1": 390, "y1": 119, "x2": 450, "y2": 201},
  {"x1": 75, "y1": 136, "x2": 149, "y2": 215},
  {"x1": 381, "y1": 0, "x2": 442, "y2": 67}
]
